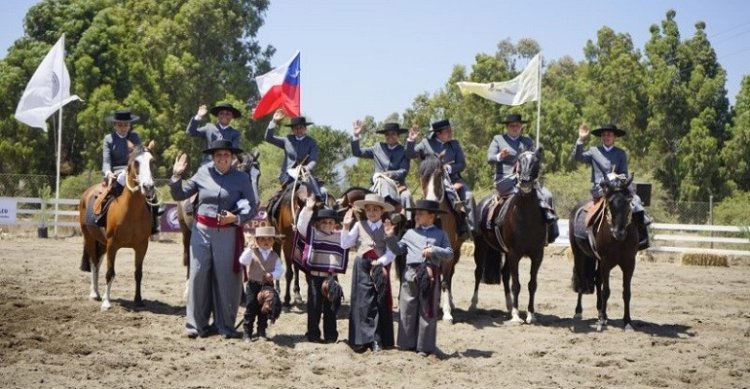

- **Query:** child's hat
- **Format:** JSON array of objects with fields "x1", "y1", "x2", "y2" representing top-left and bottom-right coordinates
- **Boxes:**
[
  {"x1": 352, "y1": 193, "x2": 394, "y2": 213},
  {"x1": 253, "y1": 226, "x2": 284, "y2": 238}
]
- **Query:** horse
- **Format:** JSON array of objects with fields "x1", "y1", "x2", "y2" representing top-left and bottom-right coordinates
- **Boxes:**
[
  {"x1": 175, "y1": 151, "x2": 261, "y2": 297},
  {"x1": 78, "y1": 142, "x2": 157, "y2": 310},
  {"x1": 417, "y1": 154, "x2": 466, "y2": 323},
  {"x1": 570, "y1": 173, "x2": 638, "y2": 331},
  {"x1": 471, "y1": 148, "x2": 548, "y2": 324},
  {"x1": 267, "y1": 166, "x2": 334, "y2": 307}
]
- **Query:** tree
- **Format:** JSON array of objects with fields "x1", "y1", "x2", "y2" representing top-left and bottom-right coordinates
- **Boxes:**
[{"x1": 721, "y1": 76, "x2": 750, "y2": 191}]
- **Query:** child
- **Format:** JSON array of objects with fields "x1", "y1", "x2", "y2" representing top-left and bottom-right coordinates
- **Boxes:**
[
  {"x1": 296, "y1": 197, "x2": 356, "y2": 343},
  {"x1": 344, "y1": 193, "x2": 396, "y2": 352},
  {"x1": 384, "y1": 199, "x2": 453, "y2": 356},
  {"x1": 239, "y1": 226, "x2": 284, "y2": 342}
]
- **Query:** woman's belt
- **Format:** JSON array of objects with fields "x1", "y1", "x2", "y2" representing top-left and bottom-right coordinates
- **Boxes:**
[{"x1": 195, "y1": 214, "x2": 244, "y2": 274}]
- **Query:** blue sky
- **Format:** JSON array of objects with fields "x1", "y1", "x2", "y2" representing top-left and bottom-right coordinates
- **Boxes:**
[{"x1": 3, "y1": 0, "x2": 749, "y2": 132}]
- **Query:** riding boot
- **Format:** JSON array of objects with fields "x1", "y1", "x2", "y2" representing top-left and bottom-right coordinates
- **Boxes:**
[
  {"x1": 634, "y1": 211, "x2": 650, "y2": 250},
  {"x1": 547, "y1": 221, "x2": 560, "y2": 244},
  {"x1": 457, "y1": 210, "x2": 471, "y2": 241}
]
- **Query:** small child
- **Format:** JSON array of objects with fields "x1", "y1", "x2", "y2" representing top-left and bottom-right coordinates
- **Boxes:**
[
  {"x1": 344, "y1": 193, "x2": 396, "y2": 352},
  {"x1": 296, "y1": 197, "x2": 356, "y2": 343},
  {"x1": 384, "y1": 199, "x2": 453, "y2": 356},
  {"x1": 239, "y1": 226, "x2": 284, "y2": 342}
]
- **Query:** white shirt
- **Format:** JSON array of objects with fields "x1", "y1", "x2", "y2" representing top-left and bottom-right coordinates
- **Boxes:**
[
  {"x1": 238, "y1": 246, "x2": 284, "y2": 280},
  {"x1": 341, "y1": 220, "x2": 396, "y2": 266}
]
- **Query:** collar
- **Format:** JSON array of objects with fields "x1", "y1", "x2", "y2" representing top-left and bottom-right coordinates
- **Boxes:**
[
  {"x1": 367, "y1": 220, "x2": 383, "y2": 230},
  {"x1": 115, "y1": 132, "x2": 129, "y2": 139},
  {"x1": 505, "y1": 133, "x2": 520, "y2": 141},
  {"x1": 602, "y1": 145, "x2": 614, "y2": 152},
  {"x1": 295, "y1": 135, "x2": 306, "y2": 141},
  {"x1": 417, "y1": 224, "x2": 435, "y2": 231},
  {"x1": 218, "y1": 124, "x2": 231, "y2": 131},
  {"x1": 258, "y1": 247, "x2": 273, "y2": 259},
  {"x1": 385, "y1": 143, "x2": 399, "y2": 150}
]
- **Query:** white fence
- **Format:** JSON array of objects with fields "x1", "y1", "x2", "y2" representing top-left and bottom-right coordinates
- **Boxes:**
[{"x1": 2, "y1": 197, "x2": 749, "y2": 256}]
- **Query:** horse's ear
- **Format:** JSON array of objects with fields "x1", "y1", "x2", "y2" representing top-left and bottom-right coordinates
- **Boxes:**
[
  {"x1": 147, "y1": 140, "x2": 156, "y2": 152},
  {"x1": 534, "y1": 145, "x2": 544, "y2": 160},
  {"x1": 127, "y1": 140, "x2": 135, "y2": 152}
]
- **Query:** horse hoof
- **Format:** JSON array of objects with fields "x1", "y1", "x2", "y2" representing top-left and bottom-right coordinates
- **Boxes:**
[
  {"x1": 468, "y1": 303, "x2": 477, "y2": 312},
  {"x1": 573, "y1": 313, "x2": 582, "y2": 320},
  {"x1": 442, "y1": 316, "x2": 454, "y2": 324},
  {"x1": 282, "y1": 301, "x2": 292, "y2": 308},
  {"x1": 596, "y1": 323, "x2": 605, "y2": 332},
  {"x1": 525, "y1": 313, "x2": 536, "y2": 324},
  {"x1": 134, "y1": 300, "x2": 145, "y2": 308},
  {"x1": 624, "y1": 323, "x2": 634, "y2": 332},
  {"x1": 89, "y1": 294, "x2": 101, "y2": 301},
  {"x1": 509, "y1": 317, "x2": 524, "y2": 325},
  {"x1": 100, "y1": 303, "x2": 112, "y2": 311}
]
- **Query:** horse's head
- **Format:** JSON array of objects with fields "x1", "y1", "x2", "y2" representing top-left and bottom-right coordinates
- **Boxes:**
[
  {"x1": 236, "y1": 150, "x2": 261, "y2": 206},
  {"x1": 601, "y1": 172, "x2": 634, "y2": 241},
  {"x1": 127, "y1": 141, "x2": 156, "y2": 199},
  {"x1": 418, "y1": 153, "x2": 445, "y2": 202},
  {"x1": 514, "y1": 147, "x2": 542, "y2": 194}
]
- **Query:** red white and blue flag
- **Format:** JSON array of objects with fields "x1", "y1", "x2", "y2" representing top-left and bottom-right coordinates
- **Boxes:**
[{"x1": 252, "y1": 51, "x2": 301, "y2": 119}]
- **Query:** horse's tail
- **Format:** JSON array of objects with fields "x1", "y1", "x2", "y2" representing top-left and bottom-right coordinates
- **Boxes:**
[{"x1": 570, "y1": 245, "x2": 596, "y2": 294}]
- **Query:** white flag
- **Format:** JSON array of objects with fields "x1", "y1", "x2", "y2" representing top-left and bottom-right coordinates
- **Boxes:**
[
  {"x1": 15, "y1": 35, "x2": 80, "y2": 130},
  {"x1": 457, "y1": 53, "x2": 541, "y2": 106}
]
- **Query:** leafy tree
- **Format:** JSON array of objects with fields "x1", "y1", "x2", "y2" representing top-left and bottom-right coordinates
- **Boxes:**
[{"x1": 721, "y1": 75, "x2": 750, "y2": 191}]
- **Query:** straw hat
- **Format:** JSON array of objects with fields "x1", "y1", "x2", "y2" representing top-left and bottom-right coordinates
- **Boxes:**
[{"x1": 352, "y1": 193, "x2": 395, "y2": 212}]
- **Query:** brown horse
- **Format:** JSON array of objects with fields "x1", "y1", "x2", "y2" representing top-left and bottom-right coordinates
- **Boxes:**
[
  {"x1": 175, "y1": 151, "x2": 261, "y2": 297},
  {"x1": 471, "y1": 148, "x2": 547, "y2": 324},
  {"x1": 79, "y1": 142, "x2": 157, "y2": 310},
  {"x1": 570, "y1": 173, "x2": 638, "y2": 331},
  {"x1": 417, "y1": 154, "x2": 465, "y2": 323}
]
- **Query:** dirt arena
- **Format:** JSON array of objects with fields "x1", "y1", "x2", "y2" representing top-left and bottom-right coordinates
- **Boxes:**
[{"x1": 1, "y1": 235, "x2": 748, "y2": 388}]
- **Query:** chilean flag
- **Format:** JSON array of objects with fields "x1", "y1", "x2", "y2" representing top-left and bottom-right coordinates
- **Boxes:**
[{"x1": 252, "y1": 51, "x2": 301, "y2": 119}]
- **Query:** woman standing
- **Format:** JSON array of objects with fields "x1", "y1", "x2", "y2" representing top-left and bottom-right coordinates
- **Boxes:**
[{"x1": 170, "y1": 140, "x2": 259, "y2": 339}]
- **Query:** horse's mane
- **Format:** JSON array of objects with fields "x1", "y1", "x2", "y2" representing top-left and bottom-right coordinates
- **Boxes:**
[
  {"x1": 418, "y1": 154, "x2": 443, "y2": 179},
  {"x1": 128, "y1": 144, "x2": 150, "y2": 162}
]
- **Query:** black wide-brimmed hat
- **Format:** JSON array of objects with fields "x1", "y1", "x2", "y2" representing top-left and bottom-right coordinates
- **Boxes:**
[
  {"x1": 376, "y1": 122, "x2": 408, "y2": 135},
  {"x1": 500, "y1": 114, "x2": 528, "y2": 124},
  {"x1": 105, "y1": 110, "x2": 140, "y2": 123},
  {"x1": 406, "y1": 199, "x2": 446, "y2": 214},
  {"x1": 209, "y1": 103, "x2": 242, "y2": 118},
  {"x1": 314, "y1": 208, "x2": 340, "y2": 221},
  {"x1": 202, "y1": 139, "x2": 244, "y2": 154},
  {"x1": 285, "y1": 116, "x2": 314, "y2": 127},
  {"x1": 592, "y1": 124, "x2": 626, "y2": 137},
  {"x1": 430, "y1": 119, "x2": 451, "y2": 132}
]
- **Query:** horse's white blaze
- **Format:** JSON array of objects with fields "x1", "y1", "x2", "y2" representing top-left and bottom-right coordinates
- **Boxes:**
[
  {"x1": 441, "y1": 290, "x2": 453, "y2": 323},
  {"x1": 425, "y1": 176, "x2": 438, "y2": 201},
  {"x1": 250, "y1": 167, "x2": 261, "y2": 205},
  {"x1": 135, "y1": 152, "x2": 154, "y2": 190}
]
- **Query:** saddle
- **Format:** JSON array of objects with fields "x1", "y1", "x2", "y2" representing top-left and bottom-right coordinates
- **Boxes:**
[
  {"x1": 480, "y1": 193, "x2": 513, "y2": 231},
  {"x1": 583, "y1": 198, "x2": 605, "y2": 227}
]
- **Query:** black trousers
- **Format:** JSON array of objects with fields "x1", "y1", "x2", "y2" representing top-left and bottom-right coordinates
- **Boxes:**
[
  {"x1": 243, "y1": 281, "x2": 269, "y2": 336},
  {"x1": 306, "y1": 273, "x2": 338, "y2": 342}
]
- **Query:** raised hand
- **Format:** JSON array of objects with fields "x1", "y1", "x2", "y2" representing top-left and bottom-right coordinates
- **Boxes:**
[
  {"x1": 578, "y1": 123, "x2": 590, "y2": 139},
  {"x1": 272, "y1": 109, "x2": 285, "y2": 124},
  {"x1": 305, "y1": 195, "x2": 316, "y2": 209},
  {"x1": 342, "y1": 208, "x2": 355, "y2": 228},
  {"x1": 172, "y1": 153, "x2": 188, "y2": 177},
  {"x1": 196, "y1": 105, "x2": 208, "y2": 118},
  {"x1": 408, "y1": 124, "x2": 421, "y2": 142},
  {"x1": 353, "y1": 120, "x2": 364, "y2": 137},
  {"x1": 383, "y1": 218, "x2": 395, "y2": 236}
]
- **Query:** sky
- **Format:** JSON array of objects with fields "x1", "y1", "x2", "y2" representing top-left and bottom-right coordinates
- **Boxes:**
[{"x1": 2, "y1": 0, "x2": 749, "y2": 132}]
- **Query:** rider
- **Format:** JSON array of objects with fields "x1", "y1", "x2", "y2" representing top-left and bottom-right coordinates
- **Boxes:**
[
  {"x1": 351, "y1": 120, "x2": 413, "y2": 217},
  {"x1": 405, "y1": 119, "x2": 472, "y2": 239},
  {"x1": 487, "y1": 113, "x2": 559, "y2": 243},
  {"x1": 186, "y1": 102, "x2": 243, "y2": 166},
  {"x1": 94, "y1": 109, "x2": 161, "y2": 234},
  {"x1": 264, "y1": 109, "x2": 323, "y2": 209},
  {"x1": 573, "y1": 123, "x2": 651, "y2": 250}
]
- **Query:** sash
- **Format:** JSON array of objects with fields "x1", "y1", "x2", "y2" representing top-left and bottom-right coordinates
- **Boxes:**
[{"x1": 195, "y1": 214, "x2": 244, "y2": 274}]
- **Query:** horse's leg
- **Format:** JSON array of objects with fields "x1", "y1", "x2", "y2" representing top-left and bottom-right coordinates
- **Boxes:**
[
  {"x1": 597, "y1": 265, "x2": 612, "y2": 331},
  {"x1": 622, "y1": 261, "x2": 635, "y2": 331},
  {"x1": 293, "y1": 263, "x2": 303, "y2": 305},
  {"x1": 85, "y1": 234, "x2": 102, "y2": 300},
  {"x1": 133, "y1": 244, "x2": 147, "y2": 307},
  {"x1": 440, "y1": 260, "x2": 456, "y2": 323},
  {"x1": 525, "y1": 254, "x2": 543, "y2": 324},
  {"x1": 574, "y1": 292, "x2": 584, "y2": 320},
  {"x1": 102, "y1": 243, "x2": 118, "y2": 311},
  {"x1": 470, "y1": 239, "x2": 484, "y2": 311},
  {"x1": 507, "y1": 255, "x2": 523, "y2": 324},
  {"x1": 501, "y1": 257, "x2": 512, "y2": 313}
]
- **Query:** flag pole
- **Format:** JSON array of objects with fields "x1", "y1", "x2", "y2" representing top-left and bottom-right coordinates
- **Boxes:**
[
  {"x1": 54, "y1": 34, "x2": 65, "y2": 237},
  {"x1": 535, "y1": 53, "x2": 542, "y2": 146}
]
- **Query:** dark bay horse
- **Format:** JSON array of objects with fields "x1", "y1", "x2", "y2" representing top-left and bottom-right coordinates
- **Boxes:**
[
  {"x1": 418, "y1": 154, "x2": 465, "y2": 323},
  {"x1": 570, "y1": 173, "x2": 638, "y2": 331},
  {"x1": 471, "y1": 148, "x2": 547, "y2": 324},
  {"x1": 79, "y1": 142, "x2": 157, "y2": 310},
  {"x1": 175, "y1": 151, "x2": 261, "y2": 298}
]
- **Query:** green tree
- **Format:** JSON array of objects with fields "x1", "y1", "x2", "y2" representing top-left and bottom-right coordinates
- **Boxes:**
[{"x1": 721, "y1": 75, "x2": 750, "y2": 191}]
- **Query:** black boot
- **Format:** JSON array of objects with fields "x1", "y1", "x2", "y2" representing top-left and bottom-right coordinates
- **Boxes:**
[
  {"x1": 457, "y1": 211, "x2": 471, "y2": 240},
  {"x1": 634, "y1": 212, "x2": 650, "y2": 250},
  {"x1": 547, "y1": 221, "x2": 559, "y2": 244}
]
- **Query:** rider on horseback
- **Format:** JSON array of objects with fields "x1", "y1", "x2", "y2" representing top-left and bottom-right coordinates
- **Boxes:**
[
  {"x1": 488, "y1": 114, "x2": 559, "y2": 243},
  {"x1": 405, "y1": 119, "x2": 473, "y2": 239},
  {"x1": 265, "y1": 109, "x2": 325, "y2": 219},
  {"x1": 573, "y1": 123, "x2": 651, "y2": 250},
  {"x1": 351, "y1": 120, "x2": 414, "y2": 218},
  {"x1": 94, "y1": 109, "x2": 161, "y2": 234},
  {"x1": 182, "y1": 102, "x2": 244, "y2": 215}
]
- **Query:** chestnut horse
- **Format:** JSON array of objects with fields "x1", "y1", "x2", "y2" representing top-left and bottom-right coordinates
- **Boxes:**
[
  {"x1": 471, "y1": 148, "x2": 548, "y2": 323},
  {"x1": 175, "y1": 151, "x2": 261, "y2": 296},
  {"x1": 78, "y1": 142, "x2": 157, "y2": 310},
  {"x1": 570, "y1": 173, "x2": 638, "y2": 331},
  {"x1": 417, "y1": 154, "x2": 466, "y2": 323}
]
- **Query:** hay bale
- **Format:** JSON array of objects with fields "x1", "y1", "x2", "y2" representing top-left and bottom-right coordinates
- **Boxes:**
[
  {"x1": 637, "y1": 250, "x2": 655, "y2": 262},
  {"x1": 680, "y1": 253, "x2": 729, "y2": 267}
]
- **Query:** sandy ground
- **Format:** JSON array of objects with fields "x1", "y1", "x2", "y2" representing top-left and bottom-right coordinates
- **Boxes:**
[{"x1": 1, "y1": 235, "x2": 749, "y2": 389}]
